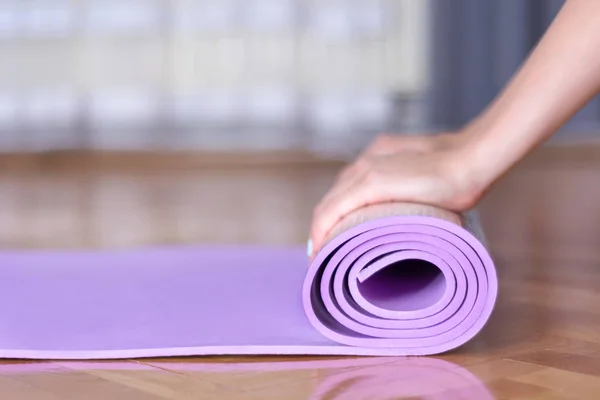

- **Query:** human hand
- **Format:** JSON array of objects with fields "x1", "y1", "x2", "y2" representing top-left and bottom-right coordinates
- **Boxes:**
[
  {"x1": 308, "y1": 132, "x2": 484, "y2": 258},
  {"x1": 308, "y1": 0, "x2": 600, "y2": 258}
]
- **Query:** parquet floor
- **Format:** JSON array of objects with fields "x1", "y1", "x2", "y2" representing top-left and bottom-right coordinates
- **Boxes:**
[{"x1": 0, "y1": 144, "x2": 599, "y2": 399}]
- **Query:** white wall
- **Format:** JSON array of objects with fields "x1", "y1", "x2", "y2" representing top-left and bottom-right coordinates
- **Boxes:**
[{"x1": 0, "y1": 0, "x2": 431, "y2": 154}]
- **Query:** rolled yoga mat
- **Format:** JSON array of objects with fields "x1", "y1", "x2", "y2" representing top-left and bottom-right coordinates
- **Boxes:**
[{"x1": 0, "y1": 203, "x2": 497, "y2": 359}]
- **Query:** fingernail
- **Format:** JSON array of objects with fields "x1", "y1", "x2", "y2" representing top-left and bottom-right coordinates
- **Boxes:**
[{"x1": 306, "y1": 239, "x2": 313, "y2": 257}]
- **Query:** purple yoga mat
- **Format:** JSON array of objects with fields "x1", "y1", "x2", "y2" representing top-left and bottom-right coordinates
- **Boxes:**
[{"x1": 0, "y1": 204, "x2": 496, "y2": 359}]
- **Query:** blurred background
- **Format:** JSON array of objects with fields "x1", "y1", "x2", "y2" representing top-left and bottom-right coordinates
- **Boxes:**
[{"x1": 0, "y1": 0, "x2": 597, "y2": 159}]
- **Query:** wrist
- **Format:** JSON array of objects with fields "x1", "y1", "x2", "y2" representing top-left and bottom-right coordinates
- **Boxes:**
[
  {"x1": 443, "y1": 123, "x2": 509, "y2": 205},
  {"x1": 450, "y1": 111, "x2": 532, "y2": 200}
]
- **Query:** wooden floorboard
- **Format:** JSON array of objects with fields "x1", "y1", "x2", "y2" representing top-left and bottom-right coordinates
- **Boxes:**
[{"x1": 0, "y1": 143, "x2": 599, "y2": 398}]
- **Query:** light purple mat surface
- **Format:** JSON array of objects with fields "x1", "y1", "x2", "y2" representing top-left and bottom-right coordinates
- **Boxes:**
[{"x1": 0, "y1": 205, "x2": 497, "y2": 359}]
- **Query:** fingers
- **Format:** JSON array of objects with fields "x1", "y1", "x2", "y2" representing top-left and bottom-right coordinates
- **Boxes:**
[
  {"x1": 335, "y1": 135, "x2": 426, "y2": 183},
  {"x1": 310, "y1": 168, "x2": 382, "y2": 257},
  {"x1": 309, "y1": 169, "x2": 362, "y2": 257},
  {"x1": 309, "y1": 154, "x2": 388, "y2": 257},
  {"x1": 334, "y1": 136, "x2": 386, "y2": 183},
  {"x1": 308, "y1": 134, "x2": 443, "y2": 259},
  {"x1": 336, "y1": 160, "x2": 358, "y2": 182}
]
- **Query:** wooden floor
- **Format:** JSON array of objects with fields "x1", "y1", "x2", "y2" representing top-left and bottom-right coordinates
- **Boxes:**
[{"x1": 0, "y1": 144, "x2": 599, "y2": 399}]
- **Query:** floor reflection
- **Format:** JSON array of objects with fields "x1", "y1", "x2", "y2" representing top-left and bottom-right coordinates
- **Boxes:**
[
  {"x1": 306, "y1": 358, "x2": 494, "y2": 400},
  {"x1": 0, "y1": 357, "x2": 494, "y2": 399}
]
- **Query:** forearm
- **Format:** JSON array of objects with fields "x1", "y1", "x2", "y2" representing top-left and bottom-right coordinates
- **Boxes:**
[{"x1": 459, "y1": 0, "x2": 600, "y2": 191}]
